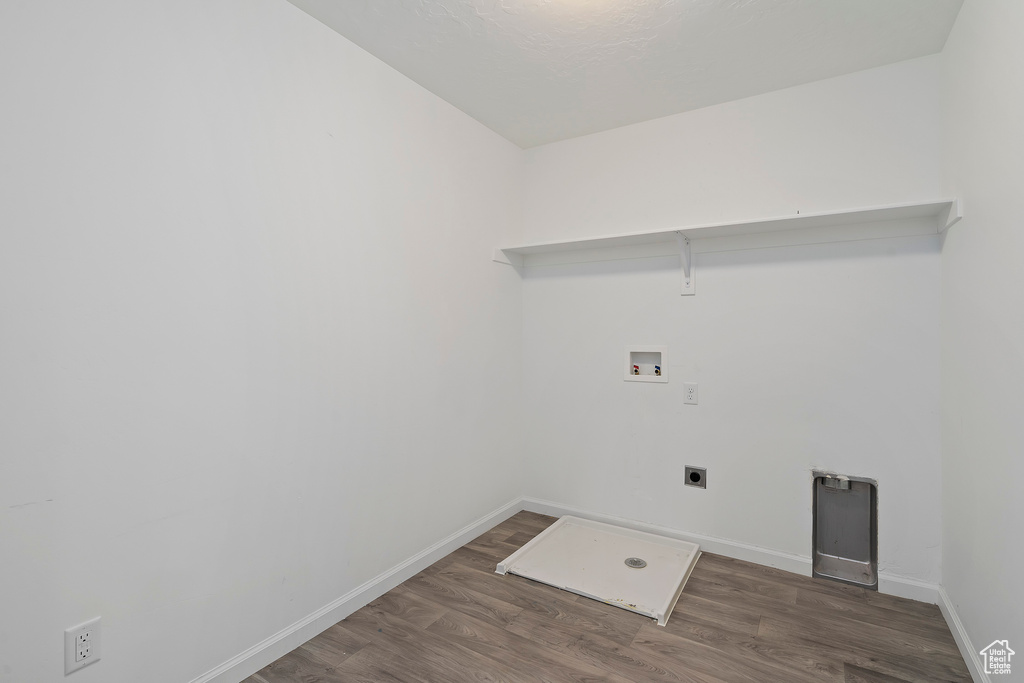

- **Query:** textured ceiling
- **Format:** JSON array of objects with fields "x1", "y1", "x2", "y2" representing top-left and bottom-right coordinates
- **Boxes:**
[{"x1": 287, "y1": 0, "x2": 963, "y2": 148}]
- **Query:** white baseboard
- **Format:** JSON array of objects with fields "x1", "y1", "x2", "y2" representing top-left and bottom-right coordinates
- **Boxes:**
[
  {"x1": 521, "y1": 497, "x2": 941, "y2": 605},
  {"x1": 193, "y1": 495, "x2": 966, "y2": 683},
  {"x1": 939, "y1": 587, "x2": 988, "y2": 683},
  {"x1": 189, "y1": 497, "x2": 524, "y2": 683},
  {"x1": 877, "y1": 573, "x2": 940, "y2": 604}
]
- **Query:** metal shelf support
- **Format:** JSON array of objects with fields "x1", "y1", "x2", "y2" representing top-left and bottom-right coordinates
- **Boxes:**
[{"x1": 675, "y1": 231, "x2": 695, "y2": 296}]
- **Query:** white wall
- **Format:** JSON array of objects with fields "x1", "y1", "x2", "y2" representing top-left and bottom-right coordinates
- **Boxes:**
[
  {"x1": 521, "y1": 58, "x2": 945, "y2": 584},
  {"x1": 2, "y1": 3, "x2": 1007, "y2": 679},
  {"x1": 0, "y1": 2, "x2": 524, "y2": 682},
  {"x1": 522, "y1": 57, "x2": 943, "y2": 243},
  {"x1": 940, "y1": 0, "x2": 1024, "y2": 661}
]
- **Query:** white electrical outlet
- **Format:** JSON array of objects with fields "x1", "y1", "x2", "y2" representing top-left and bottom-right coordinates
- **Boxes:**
[
  {"x1": 65, "y1": 617, "x2": 101, "y2": 674},
  {"x1": 684, "y1": 382, "x2": 698, "y2": 405}
]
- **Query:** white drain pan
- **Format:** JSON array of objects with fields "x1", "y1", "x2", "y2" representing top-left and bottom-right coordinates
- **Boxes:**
[{"x1": 496, "y1": 516, "x2": 700, "y2": 626}]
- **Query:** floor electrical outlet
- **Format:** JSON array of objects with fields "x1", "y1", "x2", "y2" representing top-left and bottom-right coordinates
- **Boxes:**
[
  {"x1": 65, "y1": 617, "x2": 101, "y2": 674},
  {"x1": 684, "y1": 382, "x2": 698, "y2": 405}
]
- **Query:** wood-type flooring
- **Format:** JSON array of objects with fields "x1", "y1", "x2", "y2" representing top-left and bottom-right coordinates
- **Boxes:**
[{"x1": 244, "y1": 511, "x2": 970, "y2": 682}]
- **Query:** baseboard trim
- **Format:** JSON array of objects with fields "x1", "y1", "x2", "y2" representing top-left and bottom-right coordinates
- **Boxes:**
[
  {"x1": 189, "y1": 497, "x2": 524, "y2": 683},
  {"x1": 939, "y1": 587, "x2": 988, "y2": 683},
  {"x1": 521, "y1": 497, "x2": 941, "y2": 605},
  {"x1": 193, "y1": 495, "x2": 959, "y2": 683},
  {"x1": 877, "y1": 573, "x2": 940, "y2": 604}
]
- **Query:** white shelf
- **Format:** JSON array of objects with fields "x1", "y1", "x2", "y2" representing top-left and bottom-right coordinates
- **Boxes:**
[{"x1": 494, "y1": 199, "x2": 961, "y2": 269}]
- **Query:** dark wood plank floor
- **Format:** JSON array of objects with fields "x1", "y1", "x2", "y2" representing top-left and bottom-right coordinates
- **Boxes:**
[{"x1": 243, "y1": 512, "x2": 970, "y2": 683}]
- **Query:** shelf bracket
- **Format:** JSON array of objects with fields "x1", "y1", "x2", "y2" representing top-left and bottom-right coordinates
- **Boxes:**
[
  {"x1": 675, "y1": 231, "x2": 695, "y2": 296},
  {"x1": 940, "y1": 198, "x2": 963, "y2": 233}
]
